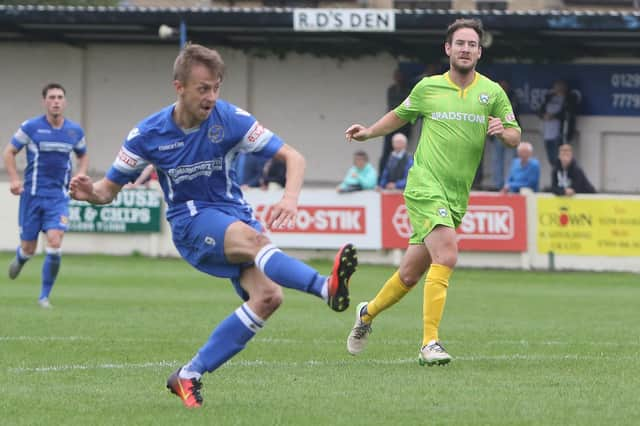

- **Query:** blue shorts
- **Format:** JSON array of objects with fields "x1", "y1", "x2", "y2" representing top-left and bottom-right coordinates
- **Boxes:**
[
  {"x1": 18, "y1": 193, "x2": 69, "y2": 241},
  {"x1": 170, "y1": 205, "x2": 263, "y2": 300}
]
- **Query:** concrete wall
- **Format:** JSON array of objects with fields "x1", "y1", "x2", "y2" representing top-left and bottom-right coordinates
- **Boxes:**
[
  {"x1": 0, "y1": 42, "x2": 389, "y2": 186},
  {"x1": 1, "y1": 42, "x2": 639, "y2": 191}
]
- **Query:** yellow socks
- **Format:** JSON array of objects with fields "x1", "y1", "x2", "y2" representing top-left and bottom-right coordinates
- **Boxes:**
[
  {"x1": 422, "y1": 264, "x2": 452, "y2": 347},
  {"x1": 362, "y1": 271, "x2": 411, "y2": 323}
]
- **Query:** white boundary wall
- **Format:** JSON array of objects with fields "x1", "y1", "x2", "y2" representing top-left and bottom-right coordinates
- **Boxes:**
[
  {"x1": 1, "y1": 43, "x2": 640, "y2": 190},
  {"x1": 1, "y1": 183, "x2": 637, "y2": 273}
]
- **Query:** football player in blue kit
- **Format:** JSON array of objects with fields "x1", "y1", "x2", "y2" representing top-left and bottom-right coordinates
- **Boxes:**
[
  {"x1": 4, "y1": 83, "x2": 89, "y2": 308},
  {"x1": 69, "y1": 44, "x2": 357, "y2": 408}
]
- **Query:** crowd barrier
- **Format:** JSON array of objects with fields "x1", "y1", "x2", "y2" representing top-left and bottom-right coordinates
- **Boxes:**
[{"x1": 0, "y1": 183, "x2": 637, "y2": 272}]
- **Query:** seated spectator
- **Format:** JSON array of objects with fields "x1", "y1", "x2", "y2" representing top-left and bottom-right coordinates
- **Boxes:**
[
  {"x1": 260, "y1": 158, "x2": 286, "y2": 190},
  {"x1": 337, "y1": 150, "x2": 378, "y2": 193},
  {"x1": 234, "y1": 152, "x2": 267, "y2": 188},
  {"x1": 552, "y1": 144, "x2": 595, "y2": 196},
  {"x1": 500, "y1": 142, "x2": 540, "y2": 194},
  {"x1": 378, "y1": 133, "x2": 413, "y2": 191}
]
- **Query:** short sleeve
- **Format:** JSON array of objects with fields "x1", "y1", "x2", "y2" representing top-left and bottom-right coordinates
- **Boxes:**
[
  {"x1": 393, "y1": 79, "x2": 427, "y2": 124},
  {"x1": 10, "y1": 121, "x2": 31, "y2": 151},
  {"x1": 105, "y1": 127, "x2": 150, "y2": 185},
  {"x1": 492, "y1": 85, "x2": 521, "y2": 131}
]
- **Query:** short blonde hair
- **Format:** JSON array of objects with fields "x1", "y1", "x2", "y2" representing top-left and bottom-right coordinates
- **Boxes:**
[{"x1": 173, "y1": 43, "x2": 225, "y2": 84}]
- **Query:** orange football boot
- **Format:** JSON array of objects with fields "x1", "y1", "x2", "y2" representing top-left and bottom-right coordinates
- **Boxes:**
[
  {"x1": 166, "y1": 368, "x2": 203, "y2": 408},
  {"x1": 327, "y1": 243, "x2": 358, "y2": 312}
]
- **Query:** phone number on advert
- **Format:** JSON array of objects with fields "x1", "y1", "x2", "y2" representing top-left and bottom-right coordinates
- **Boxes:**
[
  {"x1": 612, "y1": 93, "x2": 640, "y2": 108},
  {"x1": 611, "y1": 73, "x2": 640, "y2": 89}
]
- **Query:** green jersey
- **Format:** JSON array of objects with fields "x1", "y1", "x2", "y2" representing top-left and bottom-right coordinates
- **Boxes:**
[{"x1": 395, "y1": 71, "x2": 520, "y2": 213}]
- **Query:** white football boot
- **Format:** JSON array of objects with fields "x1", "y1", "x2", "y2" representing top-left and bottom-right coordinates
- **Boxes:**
[
  {"x1": 347, "y1": 302, "x2": 372, "y2": 355},
  {"x1": 418, "y1": 340, "x2": 452, "y2": 366}
]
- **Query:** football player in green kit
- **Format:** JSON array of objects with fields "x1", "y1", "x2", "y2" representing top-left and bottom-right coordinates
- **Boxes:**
[{"x1": 345, "y1": 18, "x2": 521, "y2": 365}]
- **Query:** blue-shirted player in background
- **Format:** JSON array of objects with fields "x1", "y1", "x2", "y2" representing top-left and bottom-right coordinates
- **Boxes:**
[
  {"x1": 3, "y1": 83, "x2": 89, "y2": 308},
  {"x1": 69, "y1": 44, "x2": 357, "y2": 408}
]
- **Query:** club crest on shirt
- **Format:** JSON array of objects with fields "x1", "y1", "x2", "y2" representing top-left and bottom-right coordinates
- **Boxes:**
[
  {"x1": 438, "y1": 208, "x2": 448, "y2": 217},
  {"x1": 478, "y1": 93, "x2": 490, "y2": 105},
  {"x1": 208, "y1": 125, "x2": 224, "y2": 143},
  {"x1": 67, "y1": 129, "x2": 78, "y2": 140}
]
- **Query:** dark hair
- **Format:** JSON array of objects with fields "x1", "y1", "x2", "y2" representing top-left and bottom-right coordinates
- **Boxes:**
[
  {"x1": 42, "y1": 83, "x2": 66, "y2": 98},
  {"x1": 445, "y1": 18, "x2": 484, "y2": 44},
  {"x1": 173, "y1": 43, "x2": 225, "y2": 83}
]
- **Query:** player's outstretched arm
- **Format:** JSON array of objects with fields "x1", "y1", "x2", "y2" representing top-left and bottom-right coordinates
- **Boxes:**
[
  {"x1": 345, "y1": 111, "x2": 408, "y2": 143},
  {"x1": 267, "y1": 144, "x2": 304, "y2": 229},
  {"x1": 69, "y1": 175, "x2": 123, "y2": 205}
]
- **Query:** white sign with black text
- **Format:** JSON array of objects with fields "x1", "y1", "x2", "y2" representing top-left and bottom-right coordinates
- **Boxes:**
[{"x1": 293, "y1": 9, "x2": 395, "y2": 32}]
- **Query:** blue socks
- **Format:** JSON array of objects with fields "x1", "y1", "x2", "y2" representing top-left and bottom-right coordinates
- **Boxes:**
[
  {"x1": 184, "y1": 303, "x2": 264, "y2": 376},
  {"x1": 180, "y1": 244, "x2": 329, "y2": 379},
  {"x1": 254, "y1": 244, "x2": 326, "y2": 298},
  {"x1": 40, "y1": 248, "x2": 61, "y2": 300}
]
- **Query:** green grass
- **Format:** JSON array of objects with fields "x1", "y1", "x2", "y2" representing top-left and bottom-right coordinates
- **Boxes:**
[{"x1": 1, "y1": 252, "x2": 639, "y2": 425}]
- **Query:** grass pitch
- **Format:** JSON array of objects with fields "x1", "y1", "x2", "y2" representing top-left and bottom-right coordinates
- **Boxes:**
[{"x1": 0, "y1": 252, "x2": 638, "y2": 425}]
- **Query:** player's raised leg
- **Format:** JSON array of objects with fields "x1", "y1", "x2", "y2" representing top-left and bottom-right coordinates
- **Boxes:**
[
  {"x1": 225, "y1": 221, "x2": 357, "y2": 312},
  {"x1": 347, "y1": 244, "x2": 429, "y2": 355},
  {"x1": 167, "y1": 215, "x2": 357, "y2": 408}
]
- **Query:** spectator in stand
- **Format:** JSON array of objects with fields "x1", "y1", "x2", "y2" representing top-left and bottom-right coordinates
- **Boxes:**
[
  {"x1": 538, "y1": 79, "x2": 578, "y2": 166},
  {"x1": 379, "y1": 68, "x2": 412, "y2": 176},
  {"x1": 500, "y1": 142, "x2": 540, "y2": 194},
  {"x1": 378, "y1": 133, "x2": 413, "y2": 191},
  {"x1": 260, "y1": 158, "x2": 286, "y2": 190},
  {"x1": 234, "y1": 152, "x2": 268, "y2": 189},
  {"x1": 491, "y1": 79, "x2": 519, "y2": 190},
  {"x1": 551, "y1": 144, "x2": 595, "y2": 196},
  {"x1": 337, "y1": 150, "x2": 378, "y2": 193}
]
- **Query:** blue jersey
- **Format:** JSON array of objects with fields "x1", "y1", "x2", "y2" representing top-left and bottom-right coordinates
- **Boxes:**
[
  {"x1": 11, "y1": 115, "x2": 87, "y2": 198},
  {"x1": 106, "y1": 99, "x2": 284, "y2": 220}
]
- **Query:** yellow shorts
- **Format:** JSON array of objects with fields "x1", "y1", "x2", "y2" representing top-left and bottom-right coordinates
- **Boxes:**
[{"x1": 404, "y1": 191, "x2": 464, "y2": 245}]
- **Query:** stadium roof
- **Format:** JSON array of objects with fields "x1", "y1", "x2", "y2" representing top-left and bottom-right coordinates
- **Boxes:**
[{"x1": 2, "y1": 5, "x2": 640, "y2": 60}]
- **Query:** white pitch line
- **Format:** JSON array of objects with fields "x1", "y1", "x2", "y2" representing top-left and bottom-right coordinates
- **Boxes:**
[
  {"x1": 10, "y1": 360, "x2": 180, "y2": 373},
  {"x1": 2, "y1": 335, "x2": 639, "y2": 347},
  {"x1": 10, "y1": 353, "x2": 638, "y2": 374}
]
